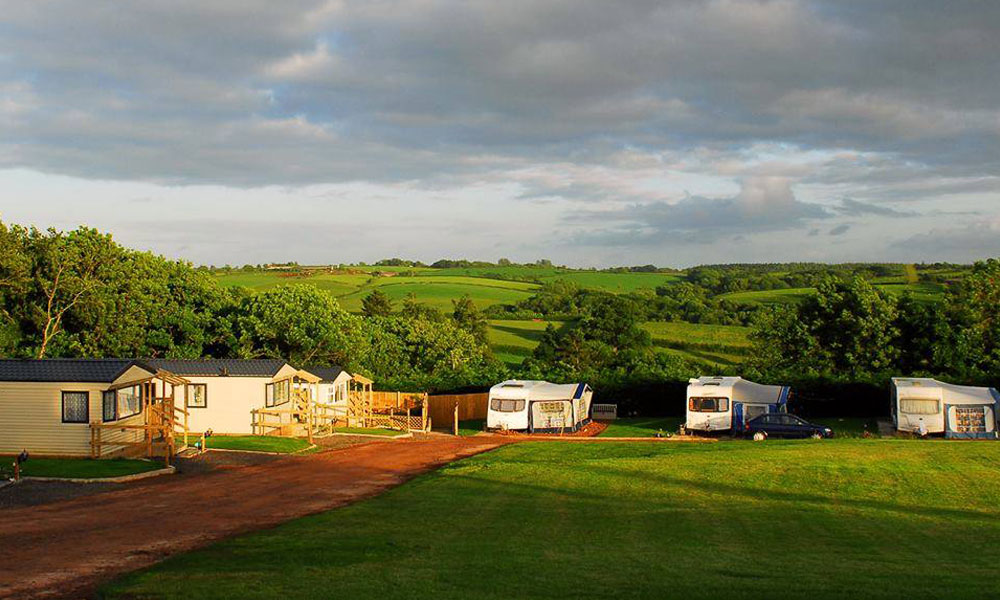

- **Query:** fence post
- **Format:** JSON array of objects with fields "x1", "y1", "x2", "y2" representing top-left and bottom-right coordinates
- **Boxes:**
[{"x1": 453, "y1": 401, "x2": 459, "y2": 436}]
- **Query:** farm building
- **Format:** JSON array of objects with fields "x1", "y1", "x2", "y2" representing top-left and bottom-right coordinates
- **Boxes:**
[
  {"x1": 685, "y1": 376, "x2": 789, "y2": 434},
  {"x1": 891, "y1": 378, "x2": 1000, "y2": 438},
  {"x1": 0, "y1": 358, "x2": 363, "y2": 458},
  {"x1": 487, "y1": 380, "x2": 592, "y2": 433}
]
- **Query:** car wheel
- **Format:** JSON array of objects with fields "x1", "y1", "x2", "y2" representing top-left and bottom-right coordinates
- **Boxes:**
[
  {"x1": 753, "y1": 432, "x2": 766, "y2": 442},
  {"x1": 810, "y1": 432, "x2": 822, "y2": 440}
]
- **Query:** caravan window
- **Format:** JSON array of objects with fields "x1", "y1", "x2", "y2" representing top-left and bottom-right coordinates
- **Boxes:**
[
  {"x1": 900, "y1": 398, "x2": 939, "y2": 415},
  {"x1": 490, "y1": 398, "x2": 525, "y2": 412},
  {"x1": 689, "y1": 397, "x2": 730, "y2": 413}
]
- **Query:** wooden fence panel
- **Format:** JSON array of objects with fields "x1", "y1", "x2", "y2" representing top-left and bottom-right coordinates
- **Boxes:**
[
  {"x1": 426, "y1": 393, "x2": 489, "y2": 430},
  {"x1": 371, "y1": 391, "x2": 425, "y2": 410}
]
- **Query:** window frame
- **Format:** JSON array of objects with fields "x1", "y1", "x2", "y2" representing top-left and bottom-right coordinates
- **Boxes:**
[
  {"x1": 490, "y1": 398, "x2": 526, "y2": 413},
  {"x1": 899, "y1": 398, "x2": 940, "y2": 415},
  {"x1": 61, "y1": 390, "x2": 90, "y2": 424},
  {"x1": 186, "y1": 383, "x2": 208, "y2": 409},
  {"x1": 688, "y1": 396, "x2": 730, "y2": 413},
  {"x1": 117, "y1": 385, "x2": 143, "y2": 420},
  {"x1": 102, "y1": 389, "x2": 117, "y2": 422}
]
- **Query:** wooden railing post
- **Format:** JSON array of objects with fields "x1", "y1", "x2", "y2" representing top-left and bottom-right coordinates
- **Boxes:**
[{"x1": 453, "y1": 401, "x2": 459, "y2": 436}]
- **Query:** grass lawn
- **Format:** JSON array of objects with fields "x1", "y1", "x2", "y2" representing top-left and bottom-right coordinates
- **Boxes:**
[
  {"x1": 5, "y1": 457, "x2": 162, "y2": 479},
  {"x1": 456, "y1": 419, "x2": 485, "y2": 436},
  {"x1": 811, "y1": 417, "x2": 880, "y2": 438},
  {"x1": 102, "y1": 440, "x2": 1000, "y2": 599},
  {"x1": 597, "y1": 416, "x2": 684, "y2": 437},
  {"x1": 201, "y1": 435, "x2": 312, "y2": 453},
  {"x1": 332, "y1": 427, "x2": 404, "y2": 437}
]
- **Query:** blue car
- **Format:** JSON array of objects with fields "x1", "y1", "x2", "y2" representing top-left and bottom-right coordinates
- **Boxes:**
[{"x1": 744, "y1": 413, "x2": 833, "y2": 439}]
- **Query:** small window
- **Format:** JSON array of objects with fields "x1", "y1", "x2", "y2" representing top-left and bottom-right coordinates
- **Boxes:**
[
  {"x1": 117, "y1": 386, "x2": 142, "y2": 419},
  {"x1": 186, "y1": 383, "x2": 208, "y2": 408},
  {"x1": 490, "y1": 398, "x2": 525, "y2": 412},
  {"x1": 274, "y1": 380, "x2": 290, "y2": 406},
  {"x1": 102, "y1": 390, "x2": 117, "y2": 422},
  {"x1": 62, "y1": 391, "x2": 90, "y2": 423},
  {"x1": 689, "y1": 397, "x2": 729, "y2": 413},
  {"x1": 900, "y1": 398, "x2": 939, "y2": 415}
]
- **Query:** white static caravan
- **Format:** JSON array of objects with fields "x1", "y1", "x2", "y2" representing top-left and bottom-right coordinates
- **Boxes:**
[
  {"x1": 487, "y1": 380, "x2": 593, "y2": 433},
  {"x1": 685, "y1": 376, "x2": 790, "y2": 434},
  {"x1": 303, "y1": 365, "x2": 353, "y2": 421},
  {"x1": 891, "y1": 378, "x2": 1000, "y2": 439}
]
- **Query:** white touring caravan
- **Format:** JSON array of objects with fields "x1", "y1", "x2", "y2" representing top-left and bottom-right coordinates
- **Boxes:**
[
  {"x1": 487, "y1": 380, "x2": 593, "y2": 433},
  {"x1": 891, "y1": 378, "x2": 1000, "y2": 439},
  {"x1": 685, "y1": 376, "x2": 790, "y2": 434}
]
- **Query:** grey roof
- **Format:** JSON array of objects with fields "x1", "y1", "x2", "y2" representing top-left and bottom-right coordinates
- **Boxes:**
[
  {"x1": 0, "y1": 359, "x2": 147, "y2": 383},
  {"x1": 304, "y1": 365, "x2": 346, "y2": 382},
  {"x1": 145, "y1": 359, "x2": 288, "y2": 377},
  {"x1": 0, "y1": 358, "x2": 289, "y2": 382}
]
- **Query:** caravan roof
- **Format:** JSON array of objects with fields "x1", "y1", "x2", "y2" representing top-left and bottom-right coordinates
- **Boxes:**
[
  {"x1": 688, "y1": 376, "x2": 787, "y2": 404},
  {"x1": 490, "y1": 380, "x2": 589, "y2": 401},
  {"x1": 892, "y1": 378, "x2": 999, "y2": 405}
]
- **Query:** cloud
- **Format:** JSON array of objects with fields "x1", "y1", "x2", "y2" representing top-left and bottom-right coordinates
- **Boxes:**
[
  {"x1": 1, "y1": 1, "x2": 999, "y2": 188},
  {"x1": 836, "y1": 198, "x2": 915, "y2": 217},
  {"x1": 829, "y1": 224, "x2": 851, "y2": 236},
  {"x1": 2, "y1": 1, "x2": 1000, "y2": 265},
  {"x1": 571, "y1": 177, "x2": 829, "y2": 246},
  {"x1": 888, "y1": 220, "x2": 1000, "y2": 262}
]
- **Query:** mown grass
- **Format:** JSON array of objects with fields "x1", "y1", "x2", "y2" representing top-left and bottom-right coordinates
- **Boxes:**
[
  {"x1": 5, "y1": 457, "x2": 161, "y2": 479},
  {"x1": 199, "y1": 435, "x2": 312, "y2": 453},
  {"x1": 103, "y1": 440, "x2": 1000, "y2": 599},
  {"x1": 597, "y1": 417, "x2": 683, "y2": 437},
  {"x1": 456, "y1": 419, "x2": 486, "y2": 436}
]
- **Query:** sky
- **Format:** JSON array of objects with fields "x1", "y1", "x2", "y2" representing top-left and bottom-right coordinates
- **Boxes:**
[{"x1": 1, "y1": 0, "x2": 998, "y2": 267}]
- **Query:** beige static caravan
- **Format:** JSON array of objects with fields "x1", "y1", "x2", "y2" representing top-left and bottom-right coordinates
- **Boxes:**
[
  {"x1": 0, "y1": 359, "x2": 182, "y2": 457},
  {"x1": 142, "y1": 359, "x2": 297, "y2": 435}
]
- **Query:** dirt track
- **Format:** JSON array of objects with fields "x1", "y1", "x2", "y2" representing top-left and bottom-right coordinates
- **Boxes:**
[{"x1": 0, "y1": 437, "x2": 506, "y2": 600}]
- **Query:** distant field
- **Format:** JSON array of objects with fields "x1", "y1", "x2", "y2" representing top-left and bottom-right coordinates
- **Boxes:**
[
  {"x1": 487, "y1": 319, "x2": 563, "y2": 365},
  {"x1": 216, "y1": 272, "x2": 539, "y2": 313},
  {"x1": 719, "y1": 281, "x2": 946, "y2": 306},
  {"x1": 642, "y1": 321, "x2": 751, "y2": 367},
  {"x1": 717, "y1": 287, "x2": 817, "y2": 306},
  {"x1": 487, "y1": 319, "x2": 751, "y2": 367}
]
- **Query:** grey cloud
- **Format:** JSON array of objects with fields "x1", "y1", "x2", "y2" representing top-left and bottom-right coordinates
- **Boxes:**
[
  {"x1": 2, "y1": 1, "x2": 1000, "y2": 187},
  {"x1": 836, "y1": 198, "x2": 915, "y2": 217},
  {"x1": 570, "y1": 177, "x2": 829, "y2": 246},
  {"x1": 888, "y1": 220, "x2": 1000, "y2": 262},
  {"x1": 829, "y1": 224, "x2": 851, "y2": 236}
]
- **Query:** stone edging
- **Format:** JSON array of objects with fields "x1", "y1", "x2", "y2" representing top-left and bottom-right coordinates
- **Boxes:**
[{"x1": 21, "y1": 465, "x2": 176, "y2": 484}]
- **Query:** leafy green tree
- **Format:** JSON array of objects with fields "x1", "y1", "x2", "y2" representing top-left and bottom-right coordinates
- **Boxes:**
[
  {"x1": 235, "y1": 284, "x2": 361, "y2": 366},
  {"x1": 750, "y1": 276, "x2": 899, "y2": 378},
  {"x1": 451, "y1": 295, "x2": 488, "y2": 345},
  {"x1": 361, "y1": 289, "x2": 394, "y2": 317},
  {"x1": 937, "y1": 258, "x2": 1000, "y2": 376},
  {"x1": 400, "y1": 292, "x2": 443, "y2": 322}
]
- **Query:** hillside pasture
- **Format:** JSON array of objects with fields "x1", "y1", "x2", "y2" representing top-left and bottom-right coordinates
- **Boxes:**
[
  {"x1": 642, "y1": 321, "x2": 751, "y2": 367},
  {"x1": 487, "y1": 319, "x2": 565, "y2": 365},
  {"x1": 216, "y1": 271, "x2": 539, "y2": 313},
  {"x1": 104, "y1": 440, "x2": 1000, "y2": 600}
]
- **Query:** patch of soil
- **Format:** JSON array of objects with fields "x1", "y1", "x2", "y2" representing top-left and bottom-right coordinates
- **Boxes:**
[
  {"x1": 489, "y1": 420, "x2": 608, "y2": 438},
  {"x1": 0, "y1": 437, "x2": 508, "y2": 600},
  {"x1": 0, "y1": 479, "x2": 121, "y2": 510}
]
